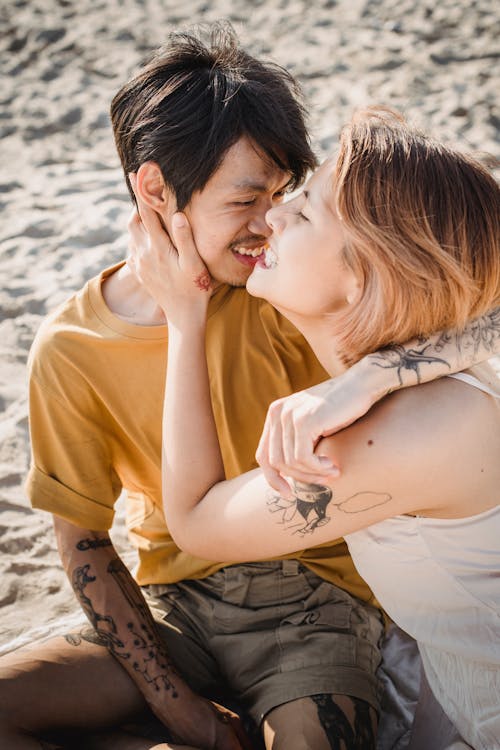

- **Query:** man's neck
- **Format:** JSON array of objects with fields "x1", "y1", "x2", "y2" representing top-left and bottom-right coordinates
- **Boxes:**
[{"x1": 101, "y1": 262, "x2": 167, "y2": 326}]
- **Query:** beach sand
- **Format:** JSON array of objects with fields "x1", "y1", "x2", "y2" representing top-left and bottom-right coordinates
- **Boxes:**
[{"x1": 1, "y1": 0, "x2": 499, "y2": 659}]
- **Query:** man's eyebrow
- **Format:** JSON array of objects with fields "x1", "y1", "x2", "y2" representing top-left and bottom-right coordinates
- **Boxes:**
[{"x1": 231, "y1": 178, "x2": 292, "y2": 193}]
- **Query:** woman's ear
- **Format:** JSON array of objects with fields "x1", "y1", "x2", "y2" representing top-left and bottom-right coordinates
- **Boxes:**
[
  {"x1": 134, "y1": 162, "x2": 171, "y2": 210},
  {"x1": 345, "y1": 277, "x2": 362, "y2": 306}
]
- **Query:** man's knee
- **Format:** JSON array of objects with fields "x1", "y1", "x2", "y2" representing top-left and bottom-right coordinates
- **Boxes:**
[{"x1": 263, "y1": 694, "x2": 377, "y2": 750}]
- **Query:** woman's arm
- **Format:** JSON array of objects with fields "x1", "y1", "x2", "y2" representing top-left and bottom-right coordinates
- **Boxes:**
[
  {"x1": 167, "y1": 375, "x2": 497, "y2": 561},
  {"x1": 127, "y1": 204, "x2": 498, "y2": 563},
  {"x1": 257, "y1": 308, "x2": 500, "y2": 492},
  {"x1": 126, "y1": 200, "x2": 227, "y2": 537}
]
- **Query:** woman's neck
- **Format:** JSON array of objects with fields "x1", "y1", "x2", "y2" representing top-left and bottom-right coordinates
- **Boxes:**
[{"x1": 280, "y1": 309, "x2": 347, "y2": 377}]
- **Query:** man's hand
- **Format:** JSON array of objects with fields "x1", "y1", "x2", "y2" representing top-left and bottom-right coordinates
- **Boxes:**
[
  {"x1": 127, "y1": 184, "x2": 212, "y2": 329},
  {"x1": 167, "y1": 699, "x2": 254, "y2": 750}
]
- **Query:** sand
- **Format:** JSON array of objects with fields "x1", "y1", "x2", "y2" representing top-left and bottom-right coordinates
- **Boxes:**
[{"x1": 1, "y1": 0, "x2": 499, "y2": 651}]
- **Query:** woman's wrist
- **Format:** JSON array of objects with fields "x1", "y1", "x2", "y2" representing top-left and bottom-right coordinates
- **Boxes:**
[
  {"x1": 162, "y1": 298, "x2": 209, "y2": 335},
  {"x1": 350, "y1": 351, "x2": 402, "y2": 403}
]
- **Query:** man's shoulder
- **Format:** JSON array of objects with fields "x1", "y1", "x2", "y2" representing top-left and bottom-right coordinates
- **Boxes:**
[{"x1": 28, "y1": 266, "x2": 115, "y2": 378}]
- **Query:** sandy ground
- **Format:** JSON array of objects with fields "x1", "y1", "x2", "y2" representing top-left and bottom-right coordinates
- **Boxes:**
[{"x1": 1, "y1": 0, "x2": 499, "y2": 649}]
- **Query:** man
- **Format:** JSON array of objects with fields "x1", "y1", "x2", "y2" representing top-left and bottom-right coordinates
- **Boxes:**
[{"x1": 1, "y1": 23, "x2": 498, "y2": 750}]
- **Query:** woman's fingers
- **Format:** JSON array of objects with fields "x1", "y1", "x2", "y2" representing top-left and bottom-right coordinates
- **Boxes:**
[
  {"x1": 256, "y1": 408, "x2": 293, "y2": 497},
  {"x1": 280, "y1": 398, "x2": 339, "y2": 477},
  {"x1": 171, "y1": 212, "x2": 212, "y2": 292},
  {"x1": 256, "y1": 391, "x2": 341, "y2": 492}
]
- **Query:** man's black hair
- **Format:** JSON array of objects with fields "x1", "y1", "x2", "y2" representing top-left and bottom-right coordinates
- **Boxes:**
[{"x1": 111, "y1": 22, "x2": 317, "y2": 209}]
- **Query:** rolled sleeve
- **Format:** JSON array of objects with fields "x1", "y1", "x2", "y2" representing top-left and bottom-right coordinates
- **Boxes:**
[{"x1": 26, "y1": 466, "x2": 115, "y2": 530}]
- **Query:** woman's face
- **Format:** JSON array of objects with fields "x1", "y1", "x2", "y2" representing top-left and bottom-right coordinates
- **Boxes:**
[{"x1": 246, "y1": 159, "x2": 359, "y2": 319}]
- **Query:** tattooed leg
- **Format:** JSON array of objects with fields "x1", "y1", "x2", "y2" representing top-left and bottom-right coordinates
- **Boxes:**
[
  {"x1": 311, "y1": 695, "x2": 377, "y2": 750},
  {"x1": 263, "y1": 694, "x2": 377, "y2": 750}
]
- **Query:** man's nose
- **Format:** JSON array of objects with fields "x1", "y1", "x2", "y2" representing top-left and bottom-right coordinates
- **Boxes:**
[{"x1": 247, "y1": 207, "x2": 273, "y2": 238}]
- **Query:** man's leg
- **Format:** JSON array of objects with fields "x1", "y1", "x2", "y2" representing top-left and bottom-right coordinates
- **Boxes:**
[
  {"x1": 200, "y1": 562, "x2": 383, "y2": 749},
  {"x1": 0, "y1": 632, "x2": 194, "y2": 750},
  {"x1": 262, "y1": 694, "x2": 377, "y2": 750}
]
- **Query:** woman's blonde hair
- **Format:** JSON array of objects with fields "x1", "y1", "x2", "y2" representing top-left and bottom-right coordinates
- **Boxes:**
[{"x1": 332, "y1": 107, "x2": 500, "y2": 364}]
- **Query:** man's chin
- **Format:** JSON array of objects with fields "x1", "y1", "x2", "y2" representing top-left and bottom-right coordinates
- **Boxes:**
[{"x1": 210, "y1": 267, "x2": 252, "y2": 289}]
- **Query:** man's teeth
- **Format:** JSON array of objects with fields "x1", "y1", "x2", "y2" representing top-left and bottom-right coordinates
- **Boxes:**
[
  {"x1": 234, "y1": 246, "x2": 266, "y2": 257},
  {"x1": 264, "y1": 248, "x2": 278, "y2": 269}
]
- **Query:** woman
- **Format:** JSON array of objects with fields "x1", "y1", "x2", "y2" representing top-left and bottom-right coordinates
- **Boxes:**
[{"x1": 131, "y1": 108, "x2": 500, "y2": 749}]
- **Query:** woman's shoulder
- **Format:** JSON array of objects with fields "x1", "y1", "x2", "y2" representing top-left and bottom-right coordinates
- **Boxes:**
[{"x1": 317, "y1": 368, "x2": 500, "y2": 517}]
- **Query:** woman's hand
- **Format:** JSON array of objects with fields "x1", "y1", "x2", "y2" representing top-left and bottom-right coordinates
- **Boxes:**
[
  {"x1": 255, "y1": 368, "x2": 377, "y2": 495},
  {"x1": 127, "y1": 191, "x2": 212, "y2": 330}
]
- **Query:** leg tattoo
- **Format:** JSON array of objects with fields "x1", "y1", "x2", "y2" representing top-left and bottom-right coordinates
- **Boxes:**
[{"x1": 311, "y1": 694, "x2": 376, "y2": 750}]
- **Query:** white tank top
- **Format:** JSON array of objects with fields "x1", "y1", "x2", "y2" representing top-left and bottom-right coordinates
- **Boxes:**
[{"x1": 345, "y1": 373, "x2": 500, "y2": 750}]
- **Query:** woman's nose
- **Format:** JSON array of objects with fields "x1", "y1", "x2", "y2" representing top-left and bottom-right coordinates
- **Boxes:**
[{"x1": 265, "y1": 204, "x2": 284, "y2": 234}]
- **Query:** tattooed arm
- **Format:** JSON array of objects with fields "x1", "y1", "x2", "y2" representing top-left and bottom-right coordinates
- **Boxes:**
[
  {"x1": 257, "y1": 308, "x2": 500, "y2": 493},
  {"x1": 164, "y1": 355, "x2": 499, "y2": 561},
  {"x1": 52, "y1": 515, "x2": 247, "y2": 750}
]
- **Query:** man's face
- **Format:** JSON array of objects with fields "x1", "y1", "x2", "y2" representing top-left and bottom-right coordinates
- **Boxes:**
[{"x1": 182, "y1": 137, "x2": 292, "y2": 287}]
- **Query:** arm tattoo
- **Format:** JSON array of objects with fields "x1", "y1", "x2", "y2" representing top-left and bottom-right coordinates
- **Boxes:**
[
  {"x1": 267, "y1": 481, "x2": 391, "y2": 536},
  {"x1": 70, "y1": 559, "x2": 179, "y2": 696},
  {"x1": 72, "y1": 564, "x2": 127, "y2": 653},
  {"x1": 433, "y1": 306, "x2": 500, "y2": 357},
  {"x1": 370, "y1": 343, "x2": 450, "y2": 386},
  {"x1": 107, "y1": 557, "x2": 179, "y2": 693},
  {"x1": 371, "y1": 307, "x2": 500, "y2": 386},
  {"x1": 64, "y1": 626, "x2": 109, "y2": 648},
  {"x1": 76, "y1": 537, "x2": 112, "y2": 551}
]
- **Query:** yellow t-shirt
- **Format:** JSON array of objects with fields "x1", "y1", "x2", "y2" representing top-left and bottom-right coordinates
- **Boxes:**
[{"x1": 26, "y1": 263, "x2": 375, "y2": 604}]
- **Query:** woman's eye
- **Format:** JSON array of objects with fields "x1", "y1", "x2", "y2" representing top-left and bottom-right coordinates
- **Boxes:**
[{"x1": 299, "y1": 211, "x2": 309, "y2": 221}]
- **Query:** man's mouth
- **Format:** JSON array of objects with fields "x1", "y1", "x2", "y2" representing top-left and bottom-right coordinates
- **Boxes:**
[{"x1": 232, "y1": 244, "x2": 268, "y2": 267}]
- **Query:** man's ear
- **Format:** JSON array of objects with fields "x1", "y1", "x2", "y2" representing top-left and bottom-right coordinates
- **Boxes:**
[{"x1": 134, "y1": 162, "x2": 174, "y2": 211}]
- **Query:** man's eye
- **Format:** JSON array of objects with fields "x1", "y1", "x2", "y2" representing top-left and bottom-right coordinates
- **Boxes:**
[{"x1": 234, "y1": 199, "x2": 256, "y2": 206}]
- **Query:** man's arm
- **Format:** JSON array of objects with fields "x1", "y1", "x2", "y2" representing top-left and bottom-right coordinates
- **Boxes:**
[
  {"x1": 256, "y1": 308, "x2": 500, "y2": 493},
  {"x1": 53, "y1": 515, "x2": 247, "y2": 750}
]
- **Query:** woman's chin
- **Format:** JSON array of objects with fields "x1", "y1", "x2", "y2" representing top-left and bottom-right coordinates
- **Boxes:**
[{"x1": 246, "y1": 266, "x2": 270, "y2": 299}]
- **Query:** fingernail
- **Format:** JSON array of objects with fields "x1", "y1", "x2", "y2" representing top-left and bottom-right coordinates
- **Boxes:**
[
  {"x1": 172, "y1": 212, "x2": 186, "y2": 228},
  {"x1": 318, "y1": 456, "x2": 335, "y2": 468}
]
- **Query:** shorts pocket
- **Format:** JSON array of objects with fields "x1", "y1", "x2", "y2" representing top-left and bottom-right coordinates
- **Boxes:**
[
  {"x1": 286, "y1": 581, "x2": 353, "y2": 631},
  {"x1": 278, "y1": 582, "x2": 357, "y2": 671}
]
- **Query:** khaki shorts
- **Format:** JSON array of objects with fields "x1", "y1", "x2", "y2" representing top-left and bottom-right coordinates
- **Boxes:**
[{"x1": 144, "y1": 560, "x2": 383, "y2": 724}]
